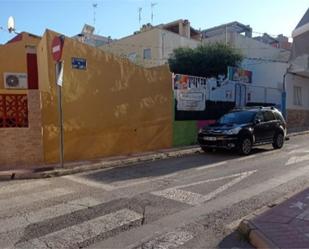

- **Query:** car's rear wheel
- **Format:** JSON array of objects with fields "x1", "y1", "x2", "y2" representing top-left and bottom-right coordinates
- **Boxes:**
[
  {"x1": 239, "y1": 137, "x2": 252, "y2": 155},
  {"x1": 273, "y1": 133, "x2": 284, "y2": 149}
]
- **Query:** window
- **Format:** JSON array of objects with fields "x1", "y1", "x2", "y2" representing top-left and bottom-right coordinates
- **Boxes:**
[
  {"x1": 274, "y1": 112, "x2": 285, "y2": 123},
  {"x1": 293, "y1": 86, "x2": 302, "y2": 106},
  {"x1": 263, "y1": 111, "x2": 275, "y2": 122},
  {"x1": 143, "y1": 48, "x2": 151, "y2": 60},
  {"x1": 255, "y1": 112, "x2": 264, "y2": 122},
  {"x1": 218, "y1": 111, "x2": 256, "y2": 125}
]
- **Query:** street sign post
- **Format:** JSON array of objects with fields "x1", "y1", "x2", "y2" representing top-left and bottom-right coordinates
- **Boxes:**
[{"x1": 52, "y1": 35, "x2": 65, "y2": 168}]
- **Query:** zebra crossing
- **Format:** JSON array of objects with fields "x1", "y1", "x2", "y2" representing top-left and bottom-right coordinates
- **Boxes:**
[
  {"x1": 0, "y1": 179, "x2": 145, "y2": 249},
  {"x1": 0, "y1": 168, "x2": 257, "y2": 248}
]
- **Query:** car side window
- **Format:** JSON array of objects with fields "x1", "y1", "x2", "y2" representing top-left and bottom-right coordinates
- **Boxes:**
[
  {"x1": 274, "y1": 112, "x2": 285, "y2": 123},
  {"x1": 263, "y1": 111, "x2": 275, "y2": 122},
  {"x1": 255, "y1": 112, "x2": 264, "y2": 122}
]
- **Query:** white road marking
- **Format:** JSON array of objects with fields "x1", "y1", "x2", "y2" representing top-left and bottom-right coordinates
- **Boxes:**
[
  {"x1": 153, "y1": 189, "x2": 204, "y2": 205},
  {"x1": 195, "y1": 161, "x2": 227, "y2": 171},
  {"x1": 297, "y1": 209, "x2": 309, "y2": 220},
  {"x1": 111, "y1": 172, "x2": 179, "y2": 189},
  {"x1": 0, "y1": 197, "x2": 101, "y2": 234},
  {"x1": 152, "y1": 170, "x2": 256, "y2": 205},
  {"x1": 236, "y1": 154, "x2": 256, "y2": 161},
  {"x1": 15, "y1": 209, "x2": 143, "y2": 249},
  {"x1": 285, "y1": 154, "x2": 309, "y2": 166},
  {"x1": 288, "y1": 149, "x2": 309, "y2": 154},
  {"x1": 290, "y1": 201, "x2": 307, "y2": 210},
  {"x1": 62, "y1": 175, "x2": 116, "y2": 191},
  {"x1": 63, "y1": 172, "x2": 179, "y2": 191},
  {"x1": 137, "y1": 231, "x2": 194, "y2": 249},
  {"x1": 0, "y1": 180, "x2": 49, "y2": 195},
  {"x1": 200, "y1": 171, "x2": 255, "y2": 203},
  {"x1": 0, "y1": 188, "x2": 73, "y2": 211}
]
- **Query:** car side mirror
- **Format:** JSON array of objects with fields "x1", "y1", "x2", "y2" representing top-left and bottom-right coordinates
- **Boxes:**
[{"x1": 255, "y1": 119, "x2": 261, "y2": 124}]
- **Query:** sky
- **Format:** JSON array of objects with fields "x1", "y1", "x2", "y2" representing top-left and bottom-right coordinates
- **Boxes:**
[{"x1": 0, "y1": 0, "x2": 308, "y2": 44}]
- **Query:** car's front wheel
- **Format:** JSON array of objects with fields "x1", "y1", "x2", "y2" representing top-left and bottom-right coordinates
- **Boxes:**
[
  {"x1": 273, "y1": 132, "x2": 284, "y2": 149},
  {"x1": 239, "y1": 137, "x2": 252, "y2": 155}
]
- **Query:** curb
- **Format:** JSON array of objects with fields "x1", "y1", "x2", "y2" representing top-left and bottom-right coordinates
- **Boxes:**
[
  {"x1": 287, "y1": 130, "x2": 309, "y2": 138},
  {"x1": 0, "y1": 146, "x2": 201, "y2": 181},
  {"x1": 238, "y1": 189, "x2": 306, "y2": 249}
]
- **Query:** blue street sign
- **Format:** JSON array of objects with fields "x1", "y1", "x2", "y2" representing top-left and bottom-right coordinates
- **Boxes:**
[{"x1": 72, "y1": 57, "x2": 87, "y2": 70}]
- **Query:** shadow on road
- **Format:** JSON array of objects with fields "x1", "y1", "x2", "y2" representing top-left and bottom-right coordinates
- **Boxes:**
[
  {"x1": 81, "y1": 146, "x2": 274, "y2": 184},
  {"x1": 218, "y1": 231, "x2": 254, "y2": 249}
]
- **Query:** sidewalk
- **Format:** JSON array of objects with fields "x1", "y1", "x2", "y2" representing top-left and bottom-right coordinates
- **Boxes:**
[
  {"x1": 0, "y1": 146, "x2": 201, "y2": 181},
  {"x1": 239, "y1": 188, "x2": 309, "y2": 249}
]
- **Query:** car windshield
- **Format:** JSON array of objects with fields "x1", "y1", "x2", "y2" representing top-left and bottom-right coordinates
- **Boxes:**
[{"x1": 218, "y1": 111, "x2": 256, "y2": 125}]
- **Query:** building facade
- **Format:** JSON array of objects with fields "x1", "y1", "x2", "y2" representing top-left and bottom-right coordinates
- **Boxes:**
[
  {"x1": 72, "y1": 24, "x2": 112, "y2": 47},
  {"x1": 99, "y1": 19, "x2": 202, "y2": 68},
  {"x1": 285, "y1": 8, "x2": 309, "y2": 131},
  {"x1": 202, "y1": 21, "x2": 290, "y2": 113}
]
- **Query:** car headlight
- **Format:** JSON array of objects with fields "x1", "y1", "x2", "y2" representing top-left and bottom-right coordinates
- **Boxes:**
[{"x1": 223, "y1": 127, "x2": 241, "y2": 135}]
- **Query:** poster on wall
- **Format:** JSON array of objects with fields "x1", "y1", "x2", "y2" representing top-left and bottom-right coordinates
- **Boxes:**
[
  {"x1": 227, "y1": 67, "x2": 252, "y2": 83},
  {"x1": 173, "y1": 74, "x2": 207, "y2": 111}
]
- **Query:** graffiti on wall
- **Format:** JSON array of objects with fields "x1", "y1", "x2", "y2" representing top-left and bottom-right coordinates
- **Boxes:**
[
  {"x1": 227, "y1": 67, "x2": 252, "y2": 83},
  {"x1": 173, "y1": 74, "x2": 207, "y2": 112}
]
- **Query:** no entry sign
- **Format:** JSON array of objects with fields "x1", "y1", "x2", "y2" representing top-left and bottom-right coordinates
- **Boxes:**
[{"x1": 51, "y1": 36, "x2": 64, "y2": 62}]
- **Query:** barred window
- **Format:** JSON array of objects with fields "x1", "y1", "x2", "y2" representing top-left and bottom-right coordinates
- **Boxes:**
[
  {"x1": 293, "y1": 86, "x2": 302, "y2": 106},
  {"x1": 0, "y1": 94, "x2": 28, "y2": 128}
]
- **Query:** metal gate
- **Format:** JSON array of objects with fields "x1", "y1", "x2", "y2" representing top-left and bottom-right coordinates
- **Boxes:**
[{"x1": 235, "y1": 83, "x2": 246, "y2": 107}]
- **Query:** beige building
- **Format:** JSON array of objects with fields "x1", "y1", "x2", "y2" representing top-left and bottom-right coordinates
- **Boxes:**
[{"x1": 99, "y1": 19, "x2": 202, "y2": 68}]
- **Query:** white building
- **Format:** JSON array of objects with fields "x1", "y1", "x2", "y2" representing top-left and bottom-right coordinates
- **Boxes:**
[
  {"x1": 285, "y1": 8, "x2": 309, "y2": 131},
  {"x1": 202, "y1": 22, "x2": 290, "y2": 90}
]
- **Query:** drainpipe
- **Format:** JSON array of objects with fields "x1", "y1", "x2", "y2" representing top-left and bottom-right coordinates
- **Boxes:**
[{"x1": 282, "y1": 72, "x2": 288, "y2": 118}]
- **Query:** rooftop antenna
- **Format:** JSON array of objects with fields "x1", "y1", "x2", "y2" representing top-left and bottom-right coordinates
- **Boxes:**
[
  {"x1": 138, "y1": 7, "x2": 142, "y2": 27},
  {"x1": 92, "y1": 3, "x2": 98, "y2": 31},
  {"x1": 151, "y1": 2, "x2": 158, "y2": 24}
]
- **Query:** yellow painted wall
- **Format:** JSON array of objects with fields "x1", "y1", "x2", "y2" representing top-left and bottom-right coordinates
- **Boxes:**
[
  {"x1": 0, "y1": 32, "x2": 40, "y2": 90},
  {"x1": 37, "y1": 30, "x2": 173, "y2": 163}
]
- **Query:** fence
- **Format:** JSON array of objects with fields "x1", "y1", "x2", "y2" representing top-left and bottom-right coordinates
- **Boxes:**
[{"x1": 0, "y1": 94, "x2": 28, "y2": 128}]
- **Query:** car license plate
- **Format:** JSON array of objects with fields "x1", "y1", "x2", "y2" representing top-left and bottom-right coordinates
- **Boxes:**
[{"x1": 204, "y1": 136, "x2": 217, "y2": 141}]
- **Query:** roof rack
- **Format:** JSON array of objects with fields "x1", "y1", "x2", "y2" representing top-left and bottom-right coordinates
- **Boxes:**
[{"x1": 232, "y1": 106, "x2": 276, "y2": 111}]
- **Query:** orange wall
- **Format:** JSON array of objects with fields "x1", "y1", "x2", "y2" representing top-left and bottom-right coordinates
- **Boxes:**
[
  {"x1": 0, "y1": 32, "x2": 40, "y2": 91},
  {"x1": 38, "y1": 30, "x2": 173, "y2": 163}
]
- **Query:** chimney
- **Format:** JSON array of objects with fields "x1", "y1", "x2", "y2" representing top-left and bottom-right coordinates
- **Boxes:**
[{"x1": 179, "y1": 19, "x2": 190, "y2": 38}]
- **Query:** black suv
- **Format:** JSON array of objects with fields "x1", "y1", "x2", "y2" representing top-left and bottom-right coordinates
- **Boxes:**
[{"x1": 198, "y1": 107, "x2": 286, "y2": 155}]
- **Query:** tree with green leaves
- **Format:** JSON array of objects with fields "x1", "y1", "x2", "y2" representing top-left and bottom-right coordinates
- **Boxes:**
[{"x1": 168, "y1": 43, "x2": 243, "y2": 78}]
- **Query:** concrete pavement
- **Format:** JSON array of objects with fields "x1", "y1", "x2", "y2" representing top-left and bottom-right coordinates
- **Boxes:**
[{"x1": 0, "y1": 134, "x2": 309, "y2": 248}]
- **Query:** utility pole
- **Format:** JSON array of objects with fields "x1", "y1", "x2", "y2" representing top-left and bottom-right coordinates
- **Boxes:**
[
  {"x1": 151, "y1": 2, "x2": 158, "y2": 24},
  {"x1": 225, "y1": 24, "x2": 228, "y2": 45},
  {"x1": 93, "y1": 3, "x2": 98, "y2": 30}
]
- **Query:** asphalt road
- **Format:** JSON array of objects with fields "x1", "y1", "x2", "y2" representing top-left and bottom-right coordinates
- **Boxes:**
[{"x1": 1, "y1": 134, "x2": 309, "y2": 249}]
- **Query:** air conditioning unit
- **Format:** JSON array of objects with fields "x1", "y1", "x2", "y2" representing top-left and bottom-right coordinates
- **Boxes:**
[{"x1": 3, "y1": 72, "x2": 28, "y2": 89}]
